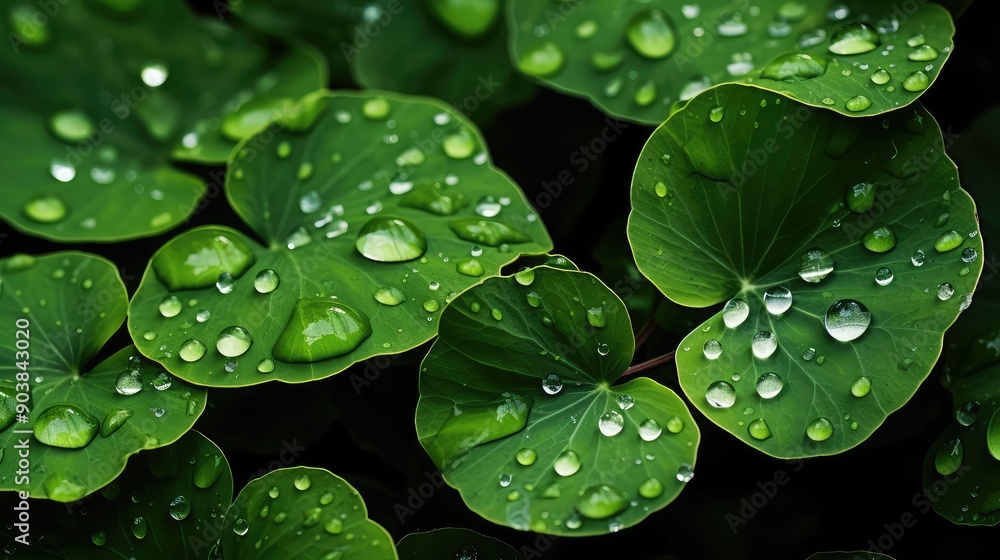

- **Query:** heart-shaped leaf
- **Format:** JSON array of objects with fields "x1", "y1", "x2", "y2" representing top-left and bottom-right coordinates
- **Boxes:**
[
  {"x1": 0, "y1": 252, "x2": 206, "y2": 501},
  {"x1": 234, "y1": 0, "x2": 536, "y2": 124},
  {"x1": 397, "y1": 528, "x2": 522, "y2": 559},
  {"x1": 627, "y1": 83, "x2": 982, "y2": 458},
  {"x1": 2, "y1": 430, "x2": 233, "y2": 559},
  {"x1": 220, "y1": 466, "x2": 397, "y2": 559},
  {"x1": 128, "y1": 90, "x2": 551, "y2": 387},
  {"x1": 0, "y1": 0, "x2": 324, "y2": 241},
  {"x1": 416, "y1": 266, "x2": 699, "y2": 536},
  {"x1": 509, "y1": 0, "x2": 954, "y2": 124}
]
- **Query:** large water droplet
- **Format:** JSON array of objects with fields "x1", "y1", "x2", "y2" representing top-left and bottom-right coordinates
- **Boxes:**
[
  {"x1": 828, "y1": 22, "x2": 881, "y2": 55},
  {"x1": 115, "y1": 368, "x2": 143, "y2": 396},
  {"x1": 577, "y1": 485, "x2": 629, "y2": 519},
  {"x1": 443, "y1": 129, "x2": 478, "y2": 159},
  {"x1": 956, "y1": 401, "x2": 980, "y2": 426},
  {"x1": 617, "y1": 394, "x2": 635, "y2": 410},
  {"x1": 253, "y1": 269, "x2": 279, "y2": 294},
  {"x1": 851, "y1": 376, "x2": 871, "y2": 397},
  {"x1": 518, "y1": 42, "x2": 565, "y2": 77},
  {"x1": 273, "y1": 299, "x2": 372, "y2": 362},
  {"x1": 763, "y1": 286, "x2": 792, "y2": 315},
  {"x1": 169, "y1": 495, "x2": 191, "y2": 521},
  {"x1": 159, "y1": 295, "x2": 183, "y2": 318},
  {"x1": 748, "y1": 418, "x2": 772, "y2": 440},
  {"x1": 23, "y1": 194, "x2": 68, "y2": 224},
  {"x1": 625, "y1": 8, "x2": 677, "y2": 60},
  {"x1": 449, "y1": 219, "x2": 530, "y2": 246},
  {"x1": 824, "y1": 299, "x2": 871, "y2": 342},
  {"x1": 232, "y1": 518, "x2": 250, "y2": 536},
  {"x1": 986, "y1": 408, "x2": 1000, "y2": 461},
  {"x1": 934, "y1": 230, "x2": 963, "y2": 252},
  {"x1": 474, "y1": 196, "x2": 502, "y2": 218},
  {"x1": 806, "y1": 417, "x2": 833, "y2": 441},
  {"x1": 151, "y1": 229, "x2": 255, "y2": 291},
  {"x1": 100, "y1": 409, "x2": 133, "y2": 438},
  {"x1": 676, "y1": 464, "x2": 694, "y2": 482},
  {"x1": 373, "y1": 287, "x2": 406, "y2": 306},
  {"x1": 427, "y1": 0, "x2": 500, "y2": 38},
  {"x1": 903, "y1": 70, "x2": 930, "y2": 92},
  {"x1": 799, "y1": 248, "x2": 834, "y2": 283},
  {"x1": 755, "y1": 372, "x2": 783, "y2": 399},
  {"x1": 599, "y1": 411, "x2": 624, "y2": 436},
  {"x1": 217, "y1": 326, "x2": 252, "y2": 357},
  {"x1": 638, "y1": 418, "x2": 662, "y2": 441},
  {"x1": 934, "y1": 438, "x2": 963, "y2": 475},
  {"x1": 356, "y1": 217, "x2": 427, "y2": 262},
  {"x1": 908, "y1": 44, "x2": 939, "y2": 62},
  {"x1": 706, "y1": 381, "x2": 736, "y2": 408},
  {"x1": 760, "y1": 53, "x2": 827, "y2": 80},
  {"x1": 542, "y1": 373, "x2": 563, "y2": 395},
  {"x1": 33, "y1": 404, "x2": 99, "y2": 448},
  {"x1": 179, "y1": 339, "x2": 207, "y2": 362},
  {"x1": 516, "y1": 448, "x2": 537, "y2": 466},
  {"x1": 722, "y1": 298, "x2": 750, "y2": 328},
  {"x1": 703, "y1": 339, "x2": 723, "y2": 360},
  {"x1": 430, "y1": 393, "x2": 531, "y2": 466},
  {"x1": 554, "y1": 450, "x2": 582, "y2": 476},
  {"x1": 862, "y1": 224, "x2": 897, "y2": 253},
  {"x1": 938, "y1": 283, "x2": 955, "y2": 301},
  {"x1": 751, "y1": 331, "x2": 778, "y2": 359},
  {"x1": 639, "y1": 477, "x2": 664, "y2": 498}
]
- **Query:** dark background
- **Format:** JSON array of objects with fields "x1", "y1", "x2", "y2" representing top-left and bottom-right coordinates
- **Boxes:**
[{"x1": 3, "y1": 1, "x2": 999, "y2": 558}]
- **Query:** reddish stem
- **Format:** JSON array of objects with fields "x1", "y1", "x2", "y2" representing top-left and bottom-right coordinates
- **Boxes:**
[{"x1": 621, "y1": 351, "x2": 676, "y2": 378}]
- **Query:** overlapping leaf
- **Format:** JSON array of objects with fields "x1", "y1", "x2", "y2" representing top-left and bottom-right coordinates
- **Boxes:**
[
  {"x1": 417, "y1": 266, "x2": 699, "y2": 536},
  {"x1": 128, "y1": 90, "x2": 551, "y2": 387},
  {"x1": 0, "y1": 0, "x2": 324, "y2": 241},
  {"x1": 628, "y1": 83, "x2": 982, "y2": 457},
  {"x1": 509, "y1": 0, "x2": 954, "y2": 124},
  {"x1": 0, "y1": 252, "x2": 206, "y2": 501}
]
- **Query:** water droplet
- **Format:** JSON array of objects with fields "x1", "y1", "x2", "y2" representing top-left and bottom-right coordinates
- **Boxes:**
[
  {"x1": 934, "y1": 230, "x2": 963, "y2": 252},
  {"x1": 625, "y1": 8, "x2": 677, "y2": 59},
  {"x1": 763, "y1": 286, "x2": 793, "y2": 314},
  {"x1": 91, "y1": 531, "x2": 107, "y2": 546},
  {"x1": 599, "y1": 410, "x2": 624, "y2": 436},
  {"x1": 232, "y1": 518, "x2": 249, "y2": 536},
  {"x1": 575, "y1": 19, "x2": 598, "y2": 39},
  {"x1": 253, "y1": 269, "x2": 279, "y2": 294},
  {"x1": 516, "y1": 448, "x2": 537, "y2": 466},
  {"x1": 846, "y1": 95, "x2": 872, "y2": 112},
  {"x1": 806, "y1": 418, "x2": 834, "y2": 441},
  {"x1": 577, "y1": 485, "x2": 629, "y2": 519},
  {"x1": 498, "y1": 473, "x2": 512, "y2": 488},
  {"x1": 937, "y1": 282, "x2": 955, "y2": 301},
  {"x1": 491, "y1": 308, "x2": 503, "y2": 321},
  {"x1": 962, "y1": 247, "x2": 979, "y2": 263},
  {"x1": 709, "y1": 106, "x2": 725, "y2": 123},
  {"x1": 324, "y1": 518, "x2": 343, "y2": 535},
  {"x1": 140, "y1": 63, "x2": 169, "y2": 88},
  {"x1": 273, "y1": 299, "x2": 372, "y2": 362},
  {"x1": 115, "y1": 368, "x2": 143, "y2": 396},
  {"x1": 802, "y1": 347, "x2": 816, "y2": 361},
  {"x1": 132, "y1": 515, "x2": 149, "y2": 539},
  {"x1": 179, "y1": 339, "x2": 207, "y2": 362},
  {"x1": 422, "y1": 300, "x2": 440, "y2": 313},
  {"x1": 676, "y1": 464, "x2": 694, "y2": 482},
  {"x1": 910, "y1": 249, "x2": 926, "y2": 267},
  {"x1": 362, "y1": 98, "x2": 391, "y2": 120},
  {"x1": 956, "y1": 401, "x2": 980, "y2": 426},
  {"x1": 748, "y1": 418, "x2": 772, "y2": 440},
  {"x1": 760, "y1": 52, "x2": 828, "y2": 81},
  {"x1": 100, "y1": 408, "x2": 133, "y2": 438},
  {"x1": 908, "y1": 44, "x2": 939, "y2": 61},
  {"x1": 356, "y1": 217, "x2": 427, "y2": 262},
  {"x1": 875, "y1": 267, "x2": 894, "y2": 286},
  {"x1": 214, "y1": 271, "x2": 235, "y2": 294},
  {"x1": 554, "y1": 450, "x2": 581, "y2": 476},
  {"x1": 862, "y1": 224, "x2": 897, "y2": 253},
  {"x1": 903, "y1": 70, "x2": 930, "y2": 92},
  {"x1": 586, "y1": 307, "x2": 606, "y2": 328},
  {"x1": 828, "y1": 22, "x2": 881, "y2": 55},
  {"x1": 518, "y1": 41, "x2": 565, "y2": 77},
  {"x1": 824, "y1": 300, "x2": 871, "y2": 342},
  {"x1": 474, "y1": 196, "x2": 502, "y2": 218},
  {"x1": 373, "y1": 287, "x2": 406, "y2": 306},
  {"x1": 294, "y1": 474, "x2": 312, "y2": 490},
  {"x1": 751, "y1": 331, "x2": 778, "y2": 359},
  {"x1": 169, "y1": 496, "x2": 191, "y2": 521},
  {"x1": 10, "y1": 5, "x2": 50, "y2": 45},
  {"x1": 934, "y1": 438, "x2": 963, "y2": 475},
  {"x1": 216, "y1": 326, "x2": 252, "y2": 357},
  {"x1": 22, "y1": 194, "x2": 68, "y2": 224},
  {"x1": 596, "y1": 342, "x2": 610, "y2": 355},
  {"x1": 723, "y1": 298, "x2": 750, "y2": 327},
  {"x1": 152, "y1": 372, "x2": 172, "y2": 391},
  {"x1": 799, "y1": 248, "x2": 834, "y2": 283},
  {"x1": 755, "y1": 372, "x2": 783, "y2": 399},
  {"x1": 542, "y1": 373, "x2": 563, "y2": 395},
  {"x1": 851, "y1": 376, "x2": 871, "y2": 397},
  {"x1": 703, "y1": 339, "x2": 723, "y2": 359},
  {"x1": 159, "y1": 295, "x2": 183, "y2": 318},
  {"x1": 638, "y1": 477, "x2": 664, "y2": 498},
  {"x1": 633, "y1": 80, "x2": 657, "y2": 106},
  {"x1": 285, "y1": 226, "x2": 312, "y2": 250},
  {"x1": 706, "y1": 381, "x2": 736, "y2": 408},
  {"x1": 870, "y1": 68, "x2": 891, "y2": 85},
  {"x1": 33, "y1": 404, "x2": 99, "y2": 449},
  {"x1": 514, "y1": 268, "x2": 536, "y2": 286}
]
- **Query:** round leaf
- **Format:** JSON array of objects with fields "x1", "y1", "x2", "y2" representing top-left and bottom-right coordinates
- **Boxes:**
[
  {"x1": 221, "y1": 466, "x2": 397, "y2": 559},
  {"x1": 397, "y1": 528, "x2": 522, "y2": 559},
  {"x1": 509, "y1": 0, "x2": 954, "y2": 124},
  {"x1": 0, "y1": 0, "x2": 324, "y2": 241},
  {"x1": 0, "y1": 252, "x2": 206, "y2": 501},
  {"x1": 417, "y1": 266, "x2": 699, "y2": 536},
  {"x1": 5, "y1": 431, "x2": 233, "y2": 559},
  {"x1": 627, "y1": 83, "x2": 982, "y2": 458},
  {"x1": 128, "y1": 90, "x2": 552, "y2": 387}
]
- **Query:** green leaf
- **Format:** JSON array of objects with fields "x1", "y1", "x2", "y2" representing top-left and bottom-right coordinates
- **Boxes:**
[
  {"x1": 0, "y1": 0, "x2": 324, "y2": 241},
  {"x1": 221, "y1": 466, "x2": 397, "y2": 559},
  {"x1": 397, "y1": 528, "x2": 523, "y2": 559},
  {"x1": 5, "y1": 430, "x2": 233, "y2": 559},
  {"x1": 627, "y1": 83, "x2": 982, "y2": 458},
  {"x1": 508, "y1": 0, "x2": 955, "y2": 124},
  {"x1": 416, "y1": 266, "x2": 699, "y2": 536},
  {"x1": 128, "y1": 90, "x2": 552, "y2": 387},
  {"x1": 0, "y1": 252, "x2": 206, "y2": 501}
]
